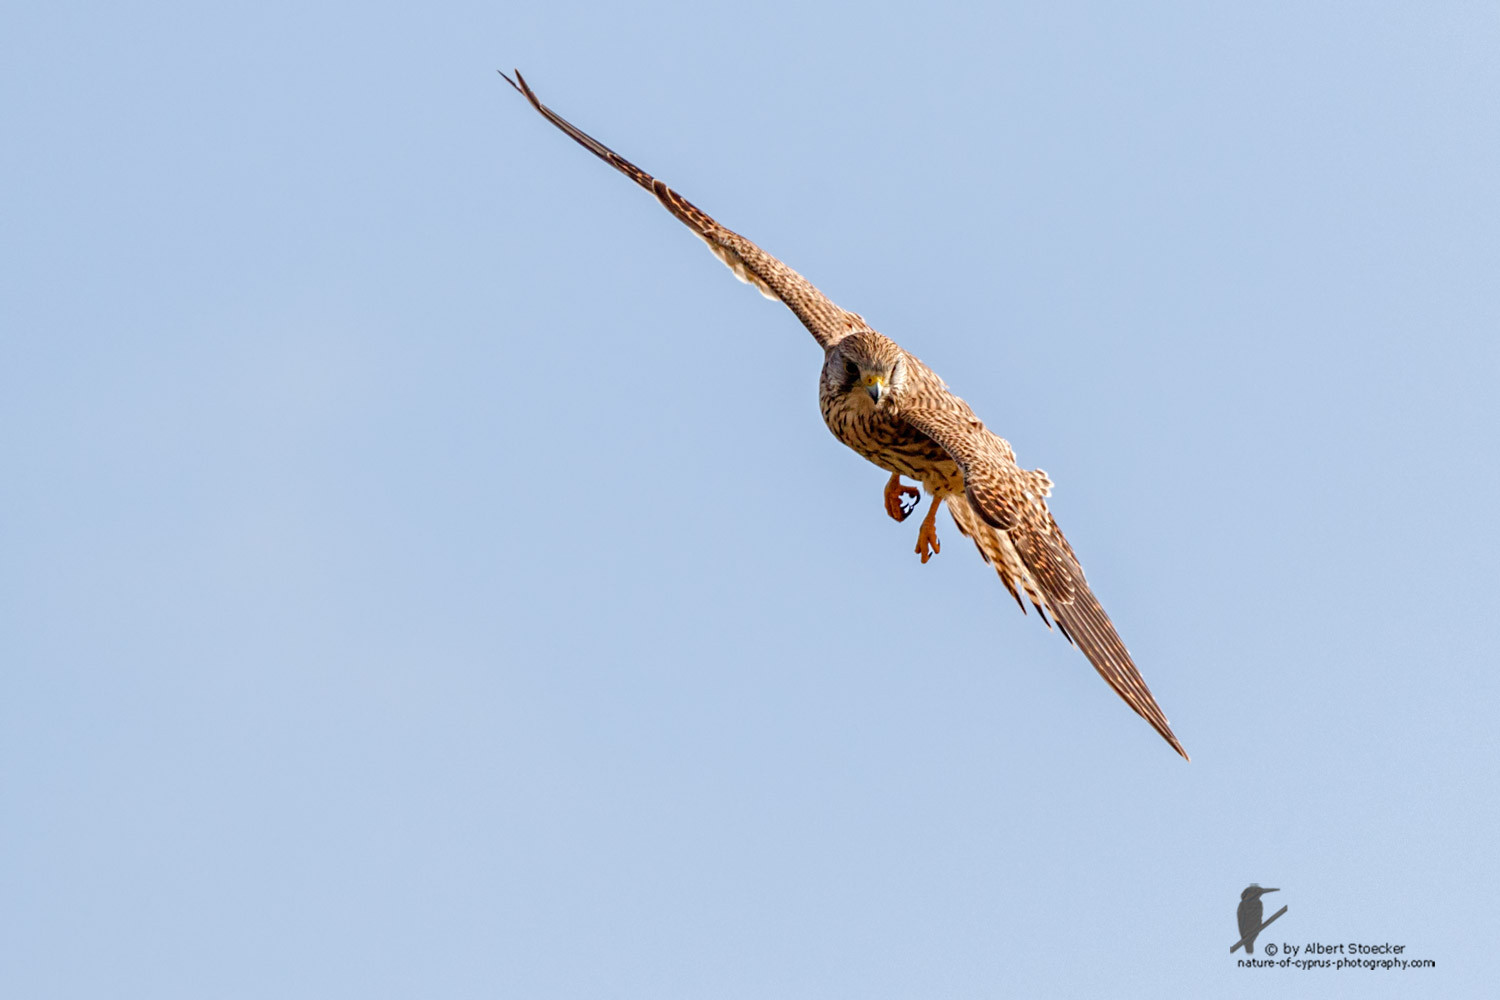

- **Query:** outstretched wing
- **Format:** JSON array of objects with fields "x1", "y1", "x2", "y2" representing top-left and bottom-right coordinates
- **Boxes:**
[
  {"x1": 501, "y1": 70, "x2": 856, "y2": 350},
  {"x1": 898, "y1": 397, "x2": 1189, "y2": 760}
]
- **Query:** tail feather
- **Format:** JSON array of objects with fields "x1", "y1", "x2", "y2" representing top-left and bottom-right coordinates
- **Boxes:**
[{"x1": 945, "y1": 495, "x2": 1048, "y2": 624}]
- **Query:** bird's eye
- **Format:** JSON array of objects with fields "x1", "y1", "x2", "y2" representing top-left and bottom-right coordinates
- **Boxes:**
[{"x1": 844, "y1": 360, "x2": 860, "y2": 381}]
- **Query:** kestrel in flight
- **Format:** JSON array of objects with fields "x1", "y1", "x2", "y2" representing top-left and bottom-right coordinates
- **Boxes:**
[{"x1": 501, "y1": 71, "x2": 1188, "y2": 760}]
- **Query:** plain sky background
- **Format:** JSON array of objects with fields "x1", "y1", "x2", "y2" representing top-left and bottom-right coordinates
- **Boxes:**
[{"x1": 4, "y1": 2, "x2": 1498, "y2": 997}]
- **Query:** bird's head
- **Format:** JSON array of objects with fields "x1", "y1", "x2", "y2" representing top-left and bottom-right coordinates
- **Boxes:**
[
  {"x1": 1241, "y1": 885, "x2": 1279, "y2": 901},
  {"x1": 826, "y1": 332, "x2": 907, "y2": 410}
]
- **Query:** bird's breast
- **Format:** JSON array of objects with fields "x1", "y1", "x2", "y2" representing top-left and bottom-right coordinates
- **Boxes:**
[{"x1": 819, "y1": 392, "x2": 959, "y2": 486}]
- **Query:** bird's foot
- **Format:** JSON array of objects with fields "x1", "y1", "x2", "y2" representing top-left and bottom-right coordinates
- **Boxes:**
[
  {"x1": 914, "y1": 500, "x2": 942, "y2": 564},
  {"x1": 884, "y1": 473, "x2": 921, "y2": 522}
]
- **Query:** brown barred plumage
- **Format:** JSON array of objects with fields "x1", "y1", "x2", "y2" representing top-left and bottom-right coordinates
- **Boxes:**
[{"x1": 502, "y1": 71, "x2": 1188, "y2": 760}]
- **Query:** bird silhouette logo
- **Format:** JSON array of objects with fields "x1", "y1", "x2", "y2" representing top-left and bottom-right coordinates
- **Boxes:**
[{"x1": 1231, "y1": 884, "x2": 1287, "y2": 953}]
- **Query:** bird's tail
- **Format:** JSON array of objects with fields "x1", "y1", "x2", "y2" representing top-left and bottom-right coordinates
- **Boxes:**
[{"x1": 944, "y1": 494, "x2": 1052, "y2": 623}]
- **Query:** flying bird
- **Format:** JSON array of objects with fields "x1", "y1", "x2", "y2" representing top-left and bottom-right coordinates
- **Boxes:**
[{"x1": 500, "y1": 71, "x2": 1188, "y2": 760}]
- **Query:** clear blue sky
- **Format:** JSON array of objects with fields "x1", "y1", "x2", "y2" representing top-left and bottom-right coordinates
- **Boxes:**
[{"x1": 4, "y1": 2, "x2": 1497, "y2": 997}]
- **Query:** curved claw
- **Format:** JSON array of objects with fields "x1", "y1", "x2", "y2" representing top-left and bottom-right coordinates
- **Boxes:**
[
  {"x1": 915, "y1": 518, "x2": 942, "y2": 563},
  {"x1": 914, "y1": 496, "x2": 942, "y2": 563},
  {"x1": 883, "y1": 474, "x2": 921, "y2": 522}
]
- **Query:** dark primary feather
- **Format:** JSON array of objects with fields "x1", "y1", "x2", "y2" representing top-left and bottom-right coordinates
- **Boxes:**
[
  {"x1": 500, "y1": 70, "x2": 855, "y2": 350},
  {"x1": 1045, "y1": 555, "x2": 1187, "y2": 761}
]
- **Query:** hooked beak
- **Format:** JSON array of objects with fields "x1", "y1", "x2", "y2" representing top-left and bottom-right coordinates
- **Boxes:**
[{"x1": 863, "y1": 374, "x2": 887, "y2": 404}]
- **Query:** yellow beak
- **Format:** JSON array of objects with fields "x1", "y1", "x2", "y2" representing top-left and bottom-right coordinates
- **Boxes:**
[{"x1": 863, "y1": 373, "x2": 887, "y2": 404}]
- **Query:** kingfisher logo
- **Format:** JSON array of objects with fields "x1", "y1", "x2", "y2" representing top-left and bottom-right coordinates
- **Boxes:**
[{"x1": 1231, "y1": 884, "x2": 1287, "y2": 953}]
